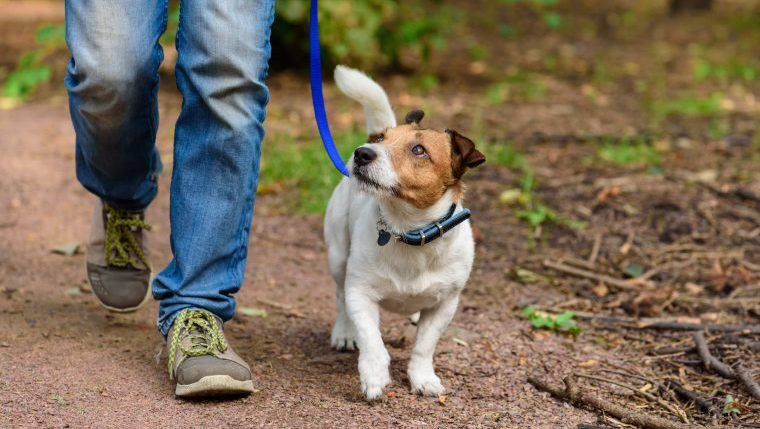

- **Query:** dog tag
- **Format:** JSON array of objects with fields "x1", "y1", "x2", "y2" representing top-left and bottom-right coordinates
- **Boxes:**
[{"x1": 377, "y1": 230, "x2": 391, "y2": 246}]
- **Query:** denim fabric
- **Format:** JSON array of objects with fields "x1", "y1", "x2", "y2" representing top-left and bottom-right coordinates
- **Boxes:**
[{"x1": 65, "y1": 0, "x2": 275, "y2": 334}]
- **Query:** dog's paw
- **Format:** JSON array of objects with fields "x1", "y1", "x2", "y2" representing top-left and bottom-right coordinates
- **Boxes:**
[
  {"x1": 330, "y1": 321, "x2": 358, "y2": 351},
  {"x1": 409, "y1": 370, "x2": 444, "y2": 397},
  {"x1": 361, "y1": 371, "x2": 391, "y2": 401},
  {"x1": 359, "y1": 351, "x2": 391, "y2": 401}
]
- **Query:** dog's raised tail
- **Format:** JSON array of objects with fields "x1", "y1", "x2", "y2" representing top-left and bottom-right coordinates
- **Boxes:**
[{"x1": 334, "y1": 65, "x2": 396, "y2": 136}]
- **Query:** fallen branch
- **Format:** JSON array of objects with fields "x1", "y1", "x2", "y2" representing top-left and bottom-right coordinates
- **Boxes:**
[
  {"x1": 527, "y1": 375, "x2": 708, "y2": 429},
  {"x1": 576, "y1": 373, "x2": 689, "y2": 423},
  {"x1": 543, "y1": 259, "x2": 642, "y2": 290},
  {"x1": 639, "y1": 321, "x2": 760, "y2": 334},
  {"x1": 693, "y1": 332, "x2": 760, "y2": 401},
  {"x1": 735, "y1": 365, "x2": 760, "y2": 402},
  {"x1": 693, "y1": 331, "x2": 735, "y2": 378},
  {"x1": 568, "y1": 312, "x2": 760, "y2": 333},
  {"x1": 665, "y1": 380, "x2": 718, "y2": 416}
]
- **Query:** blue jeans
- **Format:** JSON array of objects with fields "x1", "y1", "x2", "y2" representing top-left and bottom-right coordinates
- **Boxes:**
[{"x1": 64, "y1": 0, "x2": 275, "y2": 334}]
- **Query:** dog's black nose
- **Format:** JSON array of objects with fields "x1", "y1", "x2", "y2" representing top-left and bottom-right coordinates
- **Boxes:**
[{"x1": 354, "y1": 147, "x2": 377, "y2": 166}]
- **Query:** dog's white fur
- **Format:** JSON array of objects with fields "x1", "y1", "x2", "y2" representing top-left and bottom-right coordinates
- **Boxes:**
[{"x1": 324, "y1": 66, "x2": 475, "y2": 400}]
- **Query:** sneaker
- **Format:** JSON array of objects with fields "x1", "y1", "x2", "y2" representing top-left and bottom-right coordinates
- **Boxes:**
[
  {"x1": 167, "y1": 308, "x2": 254, "y2": 397},
  {"x1": 86, "y1": 200, "x2": 152, "y2": 312}
]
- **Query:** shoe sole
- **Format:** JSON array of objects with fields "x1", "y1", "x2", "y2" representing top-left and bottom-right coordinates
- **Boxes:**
[
  {"x1": 175, "y1": 375, "x2": 255, "y2": 398},
  {"x1": 85, "y1": 260, "x2": 153, "y2": 313}
]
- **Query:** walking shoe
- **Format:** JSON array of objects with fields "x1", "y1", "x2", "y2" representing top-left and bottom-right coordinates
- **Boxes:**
[
  {"x1": 86, "y1": 200, "x2": 152, "y2": 312},
  {"x1": 167, "y1": 309, "x2": 254, "y2": 398}
]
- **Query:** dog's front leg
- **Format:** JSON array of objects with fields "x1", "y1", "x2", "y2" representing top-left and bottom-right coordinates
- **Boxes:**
[
  {"x1": 408, "y1": 295, "x2": 459, "y2": 396},
  {"x1": 345, "y1": 286, "x2": 390, "y2": 400}
]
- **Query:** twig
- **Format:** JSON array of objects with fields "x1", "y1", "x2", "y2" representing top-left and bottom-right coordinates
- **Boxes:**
[
  {"x1": 588, "y1": 233, "x2": 602, "y2": 265},
  {"x1": 256, "y1": 298, "x2": 306, "y2": 318},
  {"x1": 692, "y1": 331, "x2": 735, "y2": 379},
  {"x1": 735, "y1": 365, "x2": 760, "y2": 402},
  {"x1": 576, "y1": 373, "x2": 689, "y2": 423},
  {"x1": 543, "y1": 259, "x2": 642, "y2": 290},
  {"x1": 568, "y1": 312, "x2": 760, "y2": 333},
  {"x1": 641, "y1": 321, "x2": 760, "y2": 334},
  {"x1": 665, "y1": 380, "x2": 718, "y2": 415},
  {"x1": 527, "y1": 375, "x2": 709, "y2": 429},
  {"x1": 693, "y1": 332, "x2": 760, "y2": 402}
]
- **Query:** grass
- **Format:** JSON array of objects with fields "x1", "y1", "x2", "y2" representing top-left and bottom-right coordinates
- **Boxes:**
[
  {"x1": 479, "y1": 139, "x2": 524, "y2": 169},
  {"x1": 258, "y1": 129, "x2": 362, "y2": 213},
  {"x1": 597, "y1": 137, "x2": 661, "y2": 167}
]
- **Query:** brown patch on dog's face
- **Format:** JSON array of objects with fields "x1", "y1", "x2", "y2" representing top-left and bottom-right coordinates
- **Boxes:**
[{"x1": 374, "y1": 124, "x2": 485, "y2": 208}]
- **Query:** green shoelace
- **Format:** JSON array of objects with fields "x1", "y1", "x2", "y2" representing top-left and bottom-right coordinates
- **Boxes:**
[
  {"x1": 104, "y1": 205, "x2": 152, "y2": 268},
  {"x1": 167, "y1": 309, "x2": 228, "y2": 380}
]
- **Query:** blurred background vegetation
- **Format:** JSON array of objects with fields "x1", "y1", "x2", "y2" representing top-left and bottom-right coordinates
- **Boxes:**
[{"x1": 1, "y1": 0, "x2": 759, "y2": 215}]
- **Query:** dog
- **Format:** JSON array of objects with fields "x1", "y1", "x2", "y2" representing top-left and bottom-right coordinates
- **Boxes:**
[{"x1": 324, "y1": 66, "x2": 485, "y2": 401}]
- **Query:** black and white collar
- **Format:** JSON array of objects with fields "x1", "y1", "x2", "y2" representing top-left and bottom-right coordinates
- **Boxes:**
[{"x1": 376, "y1": 204, "x2": 471, "y2": 246}]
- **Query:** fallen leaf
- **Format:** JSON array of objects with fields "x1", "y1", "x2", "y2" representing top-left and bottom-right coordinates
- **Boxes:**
[
  {"x1": 0, "y1": 342, "x2": 9, "y2": 348},
  {"x1": 386, "y1": 390, "x2": 397, "y2": 398},
  {"x1": 512, "y1": 268, "x2": 546, "y2": 284},
  {"x1": 437, "y1": 394, "x2": 447, "y2": 406},
  {"x1": 623, "y1": 263, "x2": 645, "y2": 278},
  {"x1": 684, "y1": 282, "x2": 704, "y2": 295},
  {"x1": 452, "y1": 338, "x2": 469, "y2": 347},
  {"x1": 64, "y1": 287, "x2": 82, "y2": 297},
  {"x1": 238, "y1": 307, "x2": 267, "y2": 318},
  {"x1": 51, "y1": 242, "x2": 81, "y2": 256},
  {"x1": 578, "y1": 359, "x2": 598, "y2": 368},
  {"x1": 592, "y1": 282, "x2": 609, "y2": 297}
]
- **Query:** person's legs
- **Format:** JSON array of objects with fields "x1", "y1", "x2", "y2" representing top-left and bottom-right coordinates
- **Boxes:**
[
  {"x1": 153, "y1": 0, "x2": 275, "y2": 396},
  {"x1": 65, "y1": 0, "x2": 166, "y2": 312},
  {"x1": 153, "y1": 0, "x2": 275, "y2": 334},
  {"x1": 65, "y1": 0, "x2": 165, "y2": 210}
]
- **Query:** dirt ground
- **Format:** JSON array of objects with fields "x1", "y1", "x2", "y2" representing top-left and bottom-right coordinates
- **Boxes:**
[
  {"x1": 0, "y1": 91, "x2": 605, "y2": 428},
  {"x1": 2, "y1": 1, "x2": 760, "y2": 428}
]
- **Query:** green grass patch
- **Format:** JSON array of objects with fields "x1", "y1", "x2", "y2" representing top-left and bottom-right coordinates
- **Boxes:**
[
  {"x1": 500, "y1": 170, "x2": 586, "y2": 246},
  {"x1": 259, "y1": 129, "x2": 362, "y2": 213},
  {"x1": 651, "y1": 93, "x2": 724, "y2": 118},
  {"x1": 479, "y1": 139, "x2": 524, "y2": 169},
  {"x1": 598, "y1": 138, "x2": 660, "y2": 167},
  {"x1": 522, "y1": 306, "x2": 580, "y2": 336}
]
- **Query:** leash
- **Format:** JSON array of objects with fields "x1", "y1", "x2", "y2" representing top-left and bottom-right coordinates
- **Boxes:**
[{"x1": 309, "y1": 0, "x2": 350, "y2": 177}]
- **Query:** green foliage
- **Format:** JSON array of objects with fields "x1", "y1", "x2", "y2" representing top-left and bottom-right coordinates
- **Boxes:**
[
  {"x1": 274, "y1": 0, "x2": 453, "y2": 69},
  {"x1": 521, "y1": 306, "x2": 581, "y2": 336},
  {"x1": 652, "y1": 93, "x2": 724, "y2": 118},
  {"x1": 500, "y1": 170, "x2": 586, "y2": 244},
  {"x1": 486, "y1": 72, "x2": 547, "y2": 105},
  {"x1": 258, "y1": 129, "x2": 361, "y2": 213},
  {"x1": 723, "y1": 395, "x2": 741, "y2": 416},
  {"x1": 2, "y1": 24, "x2": 66, "y2": 100},
  {"x1": 160, "y1": 1, "x2": 181, "y2": 45},
  {"x1": 498, "y1": 0, "x2": 563, "y2": 31},
  {"x1": 598, "y1": 138, "x2": 660, "y2": 167},
  {"x1": 479, "y1": 140, "x2": 524, "y2": 169}
]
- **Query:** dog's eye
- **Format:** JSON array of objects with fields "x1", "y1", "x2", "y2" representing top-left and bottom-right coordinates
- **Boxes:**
[{"x1": 411, "y1": 145, "x2": 426, "y2": 156}]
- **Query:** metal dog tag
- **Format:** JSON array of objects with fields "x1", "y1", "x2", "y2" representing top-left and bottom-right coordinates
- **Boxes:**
[{"x1": 377, "y1": 230, "x2": 392, "y2": 246}]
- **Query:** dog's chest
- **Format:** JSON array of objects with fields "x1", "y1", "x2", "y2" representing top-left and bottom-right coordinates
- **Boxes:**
[{"x1": 365, "y1": 241, "x2": 468, "y2": 314}]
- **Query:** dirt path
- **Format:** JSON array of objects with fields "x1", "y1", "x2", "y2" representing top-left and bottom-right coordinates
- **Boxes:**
[{"x1": 0, "y1": 92, "x2": 611, "y2": 428}]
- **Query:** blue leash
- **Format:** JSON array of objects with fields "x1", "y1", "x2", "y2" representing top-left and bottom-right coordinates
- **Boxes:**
[{"x1": 309, "y1": 0, "x2": 350, "y2": 177}]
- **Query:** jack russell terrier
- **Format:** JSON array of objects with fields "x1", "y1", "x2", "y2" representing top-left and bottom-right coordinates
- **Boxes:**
[{"x1": 324, "y1": 66, "x2": 485, "y2": 400}]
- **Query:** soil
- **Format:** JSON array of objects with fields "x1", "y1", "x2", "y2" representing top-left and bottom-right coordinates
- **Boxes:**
[{"x1": 2, "y1": 1, "x2": 760, "y2": 428}]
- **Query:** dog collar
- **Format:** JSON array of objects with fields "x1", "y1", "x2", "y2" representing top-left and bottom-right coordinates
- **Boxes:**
[{"x1": 376, "y1": 204, "x2": 471, "y2": 246}]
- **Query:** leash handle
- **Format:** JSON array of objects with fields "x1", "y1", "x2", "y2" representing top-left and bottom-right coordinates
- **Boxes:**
[{"x1": 309, "y1": 0, "x2": 350, "y2": 177}]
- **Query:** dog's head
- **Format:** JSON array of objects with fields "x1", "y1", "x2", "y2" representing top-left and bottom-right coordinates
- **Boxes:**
[{"x1": 349, "y1": 110, "x2": 485, "y2": 208}]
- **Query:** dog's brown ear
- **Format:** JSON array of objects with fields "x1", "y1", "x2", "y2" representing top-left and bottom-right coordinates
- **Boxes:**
[
  {"x1": 405, "y1": 110, "x2": 425, "y2": 125},
  {"x1": 446, "y1": 129, "x2": 486, "y2": 179}
]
